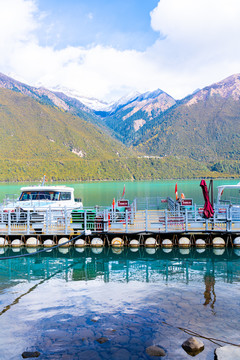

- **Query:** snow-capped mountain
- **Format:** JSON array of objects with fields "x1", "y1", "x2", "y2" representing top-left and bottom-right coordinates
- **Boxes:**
[
  {"x1": 99, "y1": 88, "x2": 176, "y2": 143},
  {"x1": 50, "y1": 85, "x2": 113, "y2": 111}
]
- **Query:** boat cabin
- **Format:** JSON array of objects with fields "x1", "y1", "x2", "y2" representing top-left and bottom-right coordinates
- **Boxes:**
[{"x1": 217, "y1": 183, "x2": 240, "y2": 206}]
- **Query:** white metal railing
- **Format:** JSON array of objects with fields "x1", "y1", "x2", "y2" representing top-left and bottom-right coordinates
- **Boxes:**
[{"x1": 0, "y1": 200, "x2": 239, "y2": 235}]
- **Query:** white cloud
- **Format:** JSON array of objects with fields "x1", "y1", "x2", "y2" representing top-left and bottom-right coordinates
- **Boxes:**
[
  {"x1": 149, "y1": 0, "x2": 240, "y2": 96},
  {"x1": 0, "y1": 0, "x2": 240, "y2": 101}
]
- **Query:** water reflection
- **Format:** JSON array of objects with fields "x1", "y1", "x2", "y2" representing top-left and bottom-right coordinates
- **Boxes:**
[
  {"x1": 203, "y1": 271, "x2": 216, "y2": 310},
  {"x1": 0, "y1": 248, "x2": 240, "y2": 359},
  {"x1": 0, "y1": 248, "x2": 239, "y2": 287}
]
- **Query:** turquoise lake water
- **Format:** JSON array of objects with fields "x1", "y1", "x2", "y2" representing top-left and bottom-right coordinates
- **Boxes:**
[
  {"x1": 0, "y1": 180, "x2": 240, "y2": 359},
  {"x1": 0, "y1": 178, "x2": 239, "y2": 206},
  {"x1": 0, "y1": 248, "x2": 239, "y2": 359}
]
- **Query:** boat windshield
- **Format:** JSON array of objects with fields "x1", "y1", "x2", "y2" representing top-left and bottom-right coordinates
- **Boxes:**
[
  {"x1": 19, "y1": 191, "x2": 68, "y2": 201},
  {"x1": 218, "y1": 187, "x2": 240, "y2": 205}
]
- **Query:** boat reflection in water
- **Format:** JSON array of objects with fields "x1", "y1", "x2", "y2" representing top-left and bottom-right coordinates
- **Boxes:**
[{"x1": 0, "y1": 248, "x2": 240, "y2": 360}]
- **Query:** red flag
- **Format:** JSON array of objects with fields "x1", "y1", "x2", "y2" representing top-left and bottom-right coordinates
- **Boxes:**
[
  {"x1": 175, "y1": 183, "x2": 178, "y2": 200},
  {"x1": 122, "y1": 184, "x2": 125, "y2": 198},
  {"x1": 112, "y1": 198, "x2": 115, "y2": 209}
]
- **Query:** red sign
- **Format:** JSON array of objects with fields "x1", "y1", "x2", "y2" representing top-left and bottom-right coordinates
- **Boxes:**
[
  {"x1": 118, "y1": 200, "x2": 129, "y2": 207},
  {"x1": 181, "y1": 199, "x2": 193, "y2": 206}
]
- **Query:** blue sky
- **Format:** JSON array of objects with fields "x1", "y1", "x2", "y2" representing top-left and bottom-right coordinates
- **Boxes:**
[
  {"x1": 0, "y1": 0, "x2": 240, "y2": 102},
  {"x1": 37, "y1": 0, "x2": 159, "y2": 51}
]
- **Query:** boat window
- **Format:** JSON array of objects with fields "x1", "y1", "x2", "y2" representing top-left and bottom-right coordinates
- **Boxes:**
[
  {"x1": 59, "y1": 192, "x2": 71, "y2": 200},
  {"x1": 19, "y1": 191, "x2": 60, "y2": 201},
  {"x1": 19, "y1": 192, "x2": 31, "y2": 201},
  {"x1": 53, "y1": 192, "x2": 60, "y2": 201}
]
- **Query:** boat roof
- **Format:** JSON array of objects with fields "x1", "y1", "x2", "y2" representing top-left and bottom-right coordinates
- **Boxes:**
[
  {"x1": 20, "y1": 185, "x2": 75, "y2": 192},
  {"x1": 217, "y1": 182, "x2": 240, "y2": 191},
  {"x1": 217, "y1": 182, "x2": 240, "y2": 202}
]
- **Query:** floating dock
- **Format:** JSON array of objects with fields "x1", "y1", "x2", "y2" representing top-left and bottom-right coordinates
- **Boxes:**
[{"x1": 0, "y1": 197, "x2": 239, "y2": 249}]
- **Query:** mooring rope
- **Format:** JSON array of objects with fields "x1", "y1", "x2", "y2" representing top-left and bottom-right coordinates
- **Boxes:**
[
  {"x1": 0, "y1": 232, "x2": 84, "y2": 261},
  {"x1": 162, "y1": 321, "x2": 240, "y2": 347}
]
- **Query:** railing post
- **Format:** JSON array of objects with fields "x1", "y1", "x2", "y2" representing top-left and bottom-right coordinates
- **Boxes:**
[
  {"x1": 126, "y1": 210, "x2": 128, "y2": 233},
  {"x1": 49, "y1": 206, "x2": 52, "y2": 227},
  {"x1": 212, "y1": 208, "x2": 216, "y2": 231},
  {"x1": 228, "y1": 206, "x2": 232, "y2": 232},
  {"x1": 165, "y1": 209, "x2": 168, "y2": 232},
  {"x1": 8, "y1": 210, "x2": 11, "y2": 235},
  {"x1": 145, "y1": 209, "x2": 148, "y2": 232},
  {"x1": 46, "y1": 210, "x2": 49, "y2": 235},
  {"x1": 104, "y1": 209, "x2": 108, "y2": 232},
  {"x1": 84, "y1": 210, "x2": 87, "y2": 232},
  {"x1": 64, "y1": 206, "x2": 68, "y2": 235},
  {"x1": 130, "y1": 204, "x2": 134, "y2": 224},
  {"x1": 27, "y1": 210, "x2": 30, "y2": 235},
  {"x1": 185, "y1": 209, "x2": 188, "y2": 232}
]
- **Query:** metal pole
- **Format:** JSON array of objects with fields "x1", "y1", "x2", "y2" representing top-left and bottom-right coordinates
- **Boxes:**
[
  {"x1": 27, "y1": 210, "x2": 30, "y2": 235},
  {"x1": 228, "y1": 206, "x2": 232, "y2": 232},
  {"x1": 46, "y1": 210, "x2": 49, "y2": 235},
  {"x1": 185, "y1": 209, "x2": 188, "y2": 232},
  {"x1": 130, "y1": 204, "x2": 134, "y2": 224},
  {"x1": 64, "y1": 206, "x2": 68, "y2": 234},
  {"x1": 8, "y1": 210, "x2": 11, "y2": 235},
  {"x1": 165, "y1": 209, "x2": 168, "y2": 232},
  {"x1": 145, "y1": 209, "x2": 148, "y2": 232},
  {"x1": 84, "y1": 210, "x2": 87, "y2": 232},
  {"x1": 49, "y1": 206, "x2": 52, "y2": 227},
  {"x1": 126, "y1": 210, "x2": 128, "y2": 233},
  {"x1": 210, "y1": 179, "x2": 214, "y2": 208},
  {"x1": 104, "y1": 209, "x2": 108, "y2": 232}
]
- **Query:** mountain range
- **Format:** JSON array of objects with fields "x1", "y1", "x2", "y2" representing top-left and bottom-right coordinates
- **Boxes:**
[{"x1": 0, "y1": 72, "x2": 239, "y2": 181}]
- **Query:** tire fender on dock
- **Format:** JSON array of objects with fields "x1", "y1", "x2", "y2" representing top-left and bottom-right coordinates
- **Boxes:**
[
  {"x1": 0, "y1": 237, "x2": 8, "y2": 247},
  {"x1": 26, "y1": 237, "x2": 40, "y2": 247},
  {"x1": 129, "y1": 239, "x2": 140, "y2": 248},
  {"x1": 91, "y1": 237, "x2": 104, "y2": 247},
  {"x1": 43, "y1": 239, "x2": 55, "y2": 247},
  {"x1": 212, "y1": 237, "x2": 225, "y2": 248},
  {"x1": 233, "y1": 237, "x2": 240, "y2": 248},
  {"x1": 145, "y1": 237, "x2": 157, "y2": 248},
  {"x1": 111, "y1": 237, "x2": 124, "y2": 247},
  {"x1": 195, "y1": 239, "x2": 206, "y2": 248},
  {"x1": 161, "y1": 239, "x2": 173, "y2": 248},
  {"x1": 11, "y1": 239, "x2": 24, "y2": 247},
  {"x1": 75, "y1": 239, "x2": 86, "y2": 248},
  {"x1": 178, "y1": 237, "x2": 191, "y2": 248},
  {"x1": 58, "y1": 237, "x2": 71, "y2": 247}
]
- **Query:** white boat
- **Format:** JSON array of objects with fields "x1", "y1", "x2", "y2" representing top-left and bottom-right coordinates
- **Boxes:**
[
  {"x1": 5, "y1": 185, "x2": 83, "y2": 211},
  {"x1": 216, "y1": 182, "x2": 240, "y2": 222},
  {"x1": 1, "y1": 181, "x2": 83, "y2": 225},
  {"x1": 217, "y1": 182, "x2": 240, "y2": 208}
]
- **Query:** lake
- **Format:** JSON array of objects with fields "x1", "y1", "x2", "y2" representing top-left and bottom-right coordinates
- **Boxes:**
[
  {"x1": 0, "y1": 178, "x2": 238, "y2": 206},
  {"x1": 0, "y1": 248, "x2": 239, "y2": 359},
  {"x1": 0, "y1": 179, "x2": 240, "y2": 359}
]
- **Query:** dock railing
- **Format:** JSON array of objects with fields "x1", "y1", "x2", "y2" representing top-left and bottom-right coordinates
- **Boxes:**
[{"x1": 0, "y1": 199, "x2": 240, "y2": 235}]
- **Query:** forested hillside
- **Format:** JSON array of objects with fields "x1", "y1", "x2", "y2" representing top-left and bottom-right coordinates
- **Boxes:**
[{"x1": 0, "y1": 73, "x2": 239, "y2": 181}]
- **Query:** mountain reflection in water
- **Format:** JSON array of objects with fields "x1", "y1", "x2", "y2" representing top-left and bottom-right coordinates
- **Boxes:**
[
  {"x1": 0, "y1": 248, "x2": 240, "y2": 360},
  {"x1": 0, "y1": 247, "x2": 239, "y2": 293}
]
